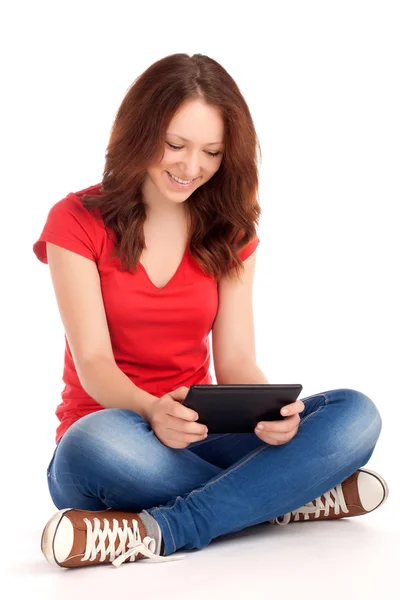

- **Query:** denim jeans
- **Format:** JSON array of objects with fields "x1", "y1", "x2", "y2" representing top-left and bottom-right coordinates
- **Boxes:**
[{"x1": 46, "y1": 388, "x2": 382, "y2": 556}]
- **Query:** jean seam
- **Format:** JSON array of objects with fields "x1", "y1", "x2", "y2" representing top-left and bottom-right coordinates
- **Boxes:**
[
  {"x1": 298, "y1": 393, "x2": 329, "y2": 428},
  {"x1": 299, "y1": 406, "x2": 323, "y2": 428},
  {"x1": 301, "y1": 392, "x2": 329, "y2": 404},
  {"x1": 152, "y1": 506, "x2": 178, "y2": 553},
  {"x1": 47, "y1": 472, "x2": 92, "y2": 490}
]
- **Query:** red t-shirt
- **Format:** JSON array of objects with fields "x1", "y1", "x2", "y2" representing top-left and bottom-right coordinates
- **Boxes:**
[{"x1": 33, "y1": 183, "x2": 260, "y2": 443}]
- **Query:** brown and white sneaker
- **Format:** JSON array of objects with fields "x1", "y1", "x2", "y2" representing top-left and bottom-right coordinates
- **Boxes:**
[
  {"x1": 41, "y1": 508, "x2": 181, "y2": 568},
  {"x1": 269, "y1": 468, "x2": 389, "y2": 525}
]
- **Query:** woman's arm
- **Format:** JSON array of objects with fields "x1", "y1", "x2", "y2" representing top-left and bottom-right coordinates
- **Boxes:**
[{"x1": 78, "y1": 357, "x2": 158, "y2": 422}]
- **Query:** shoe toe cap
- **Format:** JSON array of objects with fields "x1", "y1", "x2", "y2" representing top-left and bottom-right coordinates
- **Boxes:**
[
  {"x1": 54, "y1": 515, "x2": 74, "y2": 563},
  {"x1": 358, "y1": 471, "x2": 387, "y2": 511}
]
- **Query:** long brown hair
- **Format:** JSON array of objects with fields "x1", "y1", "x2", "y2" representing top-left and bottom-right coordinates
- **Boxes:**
[{"x1": 81, "y1": 53, "x2": 262, "y2": 282}]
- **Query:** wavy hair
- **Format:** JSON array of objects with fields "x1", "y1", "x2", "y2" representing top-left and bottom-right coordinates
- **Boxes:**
[{"x1": 81, "y1": 53, "x2": 262, "y2": 281}]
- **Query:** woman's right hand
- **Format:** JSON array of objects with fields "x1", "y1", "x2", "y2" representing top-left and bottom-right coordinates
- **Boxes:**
[{"x1": 147, "y1": 386, "x2": 208, "y2": 449}]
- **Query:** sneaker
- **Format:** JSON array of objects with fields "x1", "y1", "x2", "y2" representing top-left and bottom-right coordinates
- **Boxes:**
[
  {"x1": 269, "y1": 468, "x2": 389, "y2": 525},
  {"x1": 41, "y1": 508, "x2": 182, "y2": 568}
]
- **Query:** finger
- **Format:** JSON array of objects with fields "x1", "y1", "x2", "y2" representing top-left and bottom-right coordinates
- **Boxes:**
[
  {"x1": 257, "y1": 413, "x2": 300, "y2": 431},
  {"x1": 280, "y1": 400, "x2": 303, "y2": 416},
  {"x1": 280, "y1": 400, "x2": 305, "y2": 416},
  {"x1": 169, "y1": 386, "x2": 190, "y2": 403},
  {"x1": 170, "y1": 401, "x2": 199, "y2": 422},
  {"x1": 168, "y1": 429, "x2": 207, "y2": 445},
  {"x1": 167, "y1": 414, "x2": 207, "y2": 436},
  {"x1": 256, "y1": 414, "x2": 300, "y2": 433},
  {"x1": 183, "y1": 420, "x2": 208, "y2": 436},
  {"x1": 162, "y1": 421, "x2": 207, "y2": 447},
  {"x1": 164, "y1": 430, "x2": 205, "y2": 448},
  {"x1": 256, "y1": 427, "x2": 298, "y2": 445}
]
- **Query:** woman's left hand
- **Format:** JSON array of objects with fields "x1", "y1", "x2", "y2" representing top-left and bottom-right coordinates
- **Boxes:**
[{"x1": 254, "y1": 399, "x2": 305, "y2": 446}]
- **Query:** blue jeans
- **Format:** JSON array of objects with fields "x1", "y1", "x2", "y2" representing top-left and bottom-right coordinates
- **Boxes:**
[{"x1": 46, "y1": 388, "x2": 382, "y2": 556}]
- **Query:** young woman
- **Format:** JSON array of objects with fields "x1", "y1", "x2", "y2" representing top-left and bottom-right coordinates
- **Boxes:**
[{"x1": 33, "y1": 53, "x2": 388, "y2": 569}]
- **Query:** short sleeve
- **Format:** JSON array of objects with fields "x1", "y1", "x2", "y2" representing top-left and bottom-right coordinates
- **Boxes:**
[
  {"x1": 33, "y1": 193, "x2": 98, "y2": 264},
  {"x1": 238, "y1": 234, "x2": 260, "y2": 262}
]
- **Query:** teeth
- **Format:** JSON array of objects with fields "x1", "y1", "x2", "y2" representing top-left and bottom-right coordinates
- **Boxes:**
[{"x1": 169, "y1": 172, "x2": 194, "y2": 184}]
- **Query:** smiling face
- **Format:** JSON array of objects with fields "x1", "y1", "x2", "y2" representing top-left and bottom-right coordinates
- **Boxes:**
[{"x1": 142, "y1": 98, "x2": 225, "y2": 210}]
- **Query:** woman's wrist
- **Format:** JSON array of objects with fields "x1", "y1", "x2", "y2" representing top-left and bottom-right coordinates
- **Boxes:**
[{"x1": 141, "y1": 393, "x2": 159, "y2": 423}]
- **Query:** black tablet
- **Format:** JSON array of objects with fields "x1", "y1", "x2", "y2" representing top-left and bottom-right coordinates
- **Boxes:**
[{"x1": 182, "y1": 384, "x2": 303, "y2": 433}]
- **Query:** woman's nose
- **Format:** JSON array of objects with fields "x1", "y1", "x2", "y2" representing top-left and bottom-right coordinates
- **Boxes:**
[{"x1": 179, "y1": 153, "x2": 201, "y2": 178}]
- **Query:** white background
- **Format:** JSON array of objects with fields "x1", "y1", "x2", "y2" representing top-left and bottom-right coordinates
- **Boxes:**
[{"x1": 2, "y1": 1, "x2": 399, "y2": 598}]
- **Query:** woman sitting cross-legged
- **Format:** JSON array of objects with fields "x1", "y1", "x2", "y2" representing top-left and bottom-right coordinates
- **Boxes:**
[{"x1": 33, "y1": 52, "x2": 388, "y2": 569}]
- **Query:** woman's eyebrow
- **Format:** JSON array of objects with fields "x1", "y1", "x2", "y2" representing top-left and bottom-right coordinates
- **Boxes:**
[{"x1": 167, "y1": 133, "x2": 224, "y2": 146}]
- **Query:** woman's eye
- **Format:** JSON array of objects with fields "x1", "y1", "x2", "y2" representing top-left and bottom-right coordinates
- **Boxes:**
[
  {"x1": 166, "y1": 142, "x2": 182, "y2": 150},
  {"x1": 166, "y1": 142, "x2": 221, "y2": 158}
]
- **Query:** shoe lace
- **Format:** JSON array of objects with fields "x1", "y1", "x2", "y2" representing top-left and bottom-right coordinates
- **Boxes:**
[
  {"x1": 270, "y1": 483, "x2": 350, "y2": 525},
  {"x1": 82, "y1": 517, "x2": 183, "y2": 567}
]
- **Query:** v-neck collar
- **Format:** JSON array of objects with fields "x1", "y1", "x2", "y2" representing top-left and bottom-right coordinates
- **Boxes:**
[{"x1": 138, "y1": 244, "x2": 188, "y2": 291}]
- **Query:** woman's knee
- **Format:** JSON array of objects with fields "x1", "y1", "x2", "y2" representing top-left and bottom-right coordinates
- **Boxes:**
[
  {"x1": 50, "y1": 408, "x2": 180, "y2": 511},
  {"x1": 54, "y1": 408, "x2": 152, "y2": 473},
  {"x1": 337, "y1": 388, "x2": 383, "y2": 446}
]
